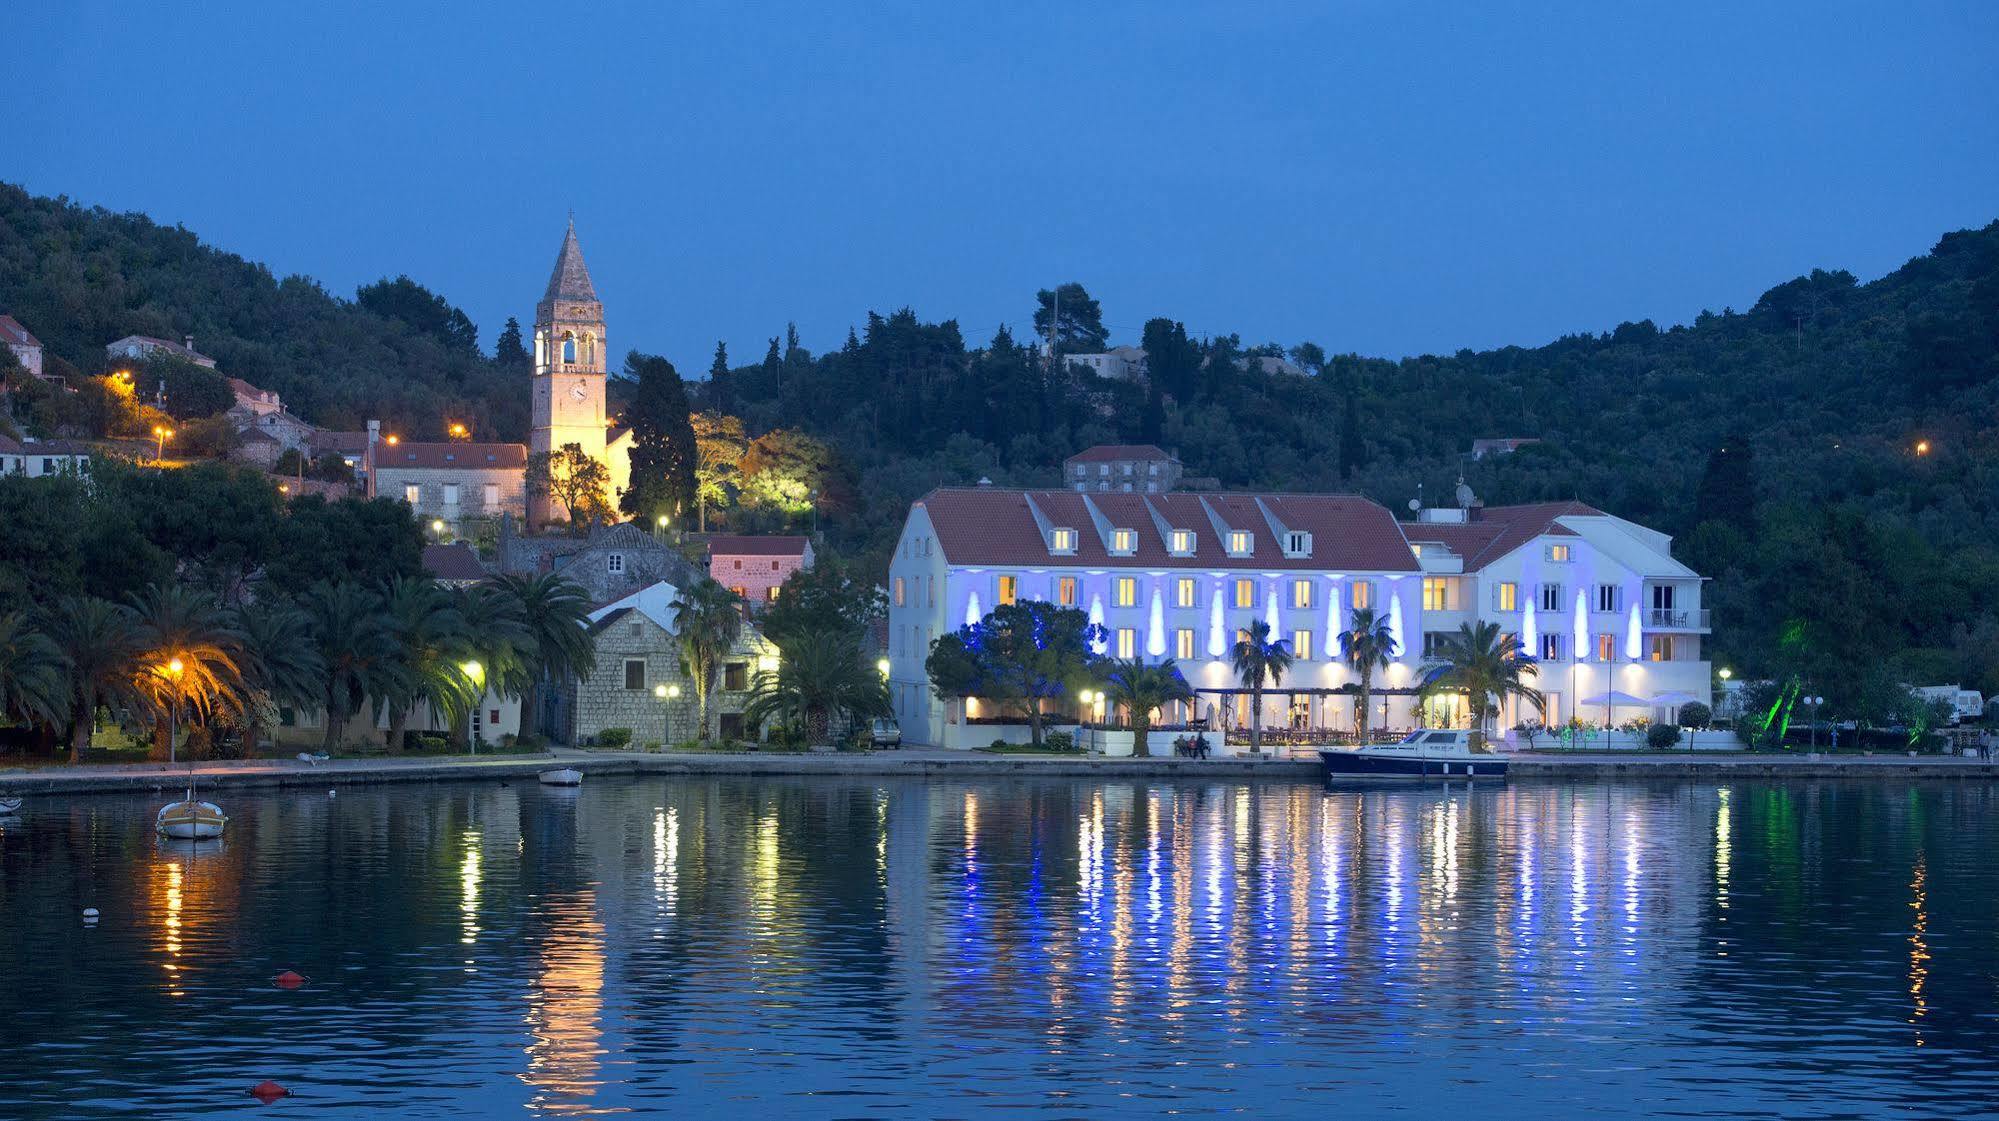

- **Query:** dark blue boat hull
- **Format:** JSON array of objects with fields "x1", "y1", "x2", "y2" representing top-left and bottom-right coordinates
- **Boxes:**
[{"x1": 1317, "y1": 750, "x2": 1508, "y2": 780}]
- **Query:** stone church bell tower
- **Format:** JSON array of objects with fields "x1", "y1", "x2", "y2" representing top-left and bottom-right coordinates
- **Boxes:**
[{"x1": 531, "y1": 219, "x2": 609, "y2": 485}]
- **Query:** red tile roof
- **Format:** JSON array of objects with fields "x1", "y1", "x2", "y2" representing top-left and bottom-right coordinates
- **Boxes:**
[
  {"x1": 915, "y1": 488, "x2": 1420, "y2": 573},
  {"x1": 707, "y1": 534, "x2": 810, "y2": 557},
  {"x1": 0, "y1": 315, "x2": 40, "y2": 349},
  {"x1": 1063, "y1": 444, "x2": 1175, "y2": 464},
  {"x1": 1402, "y1": 501, "x2": 1598, "y2": 569},
  {"x1": 373, "y1": 442, "x2": 526, "y2": 470}
]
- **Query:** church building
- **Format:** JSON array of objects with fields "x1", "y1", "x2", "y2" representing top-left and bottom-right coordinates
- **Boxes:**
[{"x1": 531, "y1": 219, "x2": 633, "y2": 520}]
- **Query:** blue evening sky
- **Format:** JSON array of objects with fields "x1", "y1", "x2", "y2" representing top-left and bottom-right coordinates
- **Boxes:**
[{"x1": 14, "y1": 2, "x2": 1997, "y2": 370}]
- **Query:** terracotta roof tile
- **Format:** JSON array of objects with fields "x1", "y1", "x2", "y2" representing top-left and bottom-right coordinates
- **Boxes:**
[
  {"x1": 1063, "y1": 443, "x2": 1175, "y2": 464},
  {"x1": 373, "y1": 442, "x2": 526, "y2": 470},
  {"x1": 707, "y1": 534, "x2": 810, "y2": 557},
  {"x1": 1403, "y1": 501, "x2": 1599, "y2": 569}
]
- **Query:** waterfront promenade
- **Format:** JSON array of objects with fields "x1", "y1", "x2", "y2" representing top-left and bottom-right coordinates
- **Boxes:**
[{"x1": 2, "y1": 747, "x2": 1995, "y2": 795}]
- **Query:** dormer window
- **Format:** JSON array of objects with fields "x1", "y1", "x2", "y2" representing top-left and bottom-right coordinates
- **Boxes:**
[
  {"x1": 1226, "y1": 530, "x2": 1253, "y2": 557},
  {"x1": 1168, "y1": 529, "x2": 1195, "y2": 556},
  {"x1": 1049, "y1": 528, "x2": 1077, "y2": 554},
  {"x1": 1109, "y1": 528, "x2": 1137, "y2": 555},
  {"x1": 1546, "y1": 543, "x2": 1573, "y2": 563},
  {"x1": 1283, "y1": 531, "x2": 1311, "y2": 558}
]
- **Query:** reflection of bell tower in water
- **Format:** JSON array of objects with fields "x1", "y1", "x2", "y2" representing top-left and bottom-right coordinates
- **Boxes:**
[{"x1": 531, "y1": 219, "x2": 608, "y2": 516}]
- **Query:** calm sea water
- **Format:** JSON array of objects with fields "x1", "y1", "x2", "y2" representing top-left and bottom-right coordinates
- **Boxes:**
[{"x1": 0, "y1": 775, "x2": 1994, "y2": 1119}]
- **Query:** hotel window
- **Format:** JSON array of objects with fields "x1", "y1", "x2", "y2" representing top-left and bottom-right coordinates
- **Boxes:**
[
  {"x1": 1292, "y1": 630, "x2": 1313, "y2": 660},
  {"x1": 1596, "y1": 584, "x2": 1621, "y2": 613},
  {"x1": 1422, "y1": 576, "x2": 1459, "y2": 612},
  {"x1": 894, "y1": 577, "x2": 906, "y2": 607},
  {"x1": 1283, "y1": 531, "x2": 1311, "y2": 557},
  {"x1": 1057, "y1": 576, "x2": 1078, "y2": 606},
  {"x1": 1110, "y1": 529, "x2": 1137, "y2": 555},
  {"x1": 1175, "y1": 628, "x2": 1196, "y2": 660},
  {"x1": 1050, "y1": 527, "x2": 1077, "y2": 554},
  {"x1": 997, "y1": 575, "x2": 1017, "y2": 606},
  {"x1": 404, "y1": 484, "x2": 420, "y2": 504},
  {"x1": 1649, "y1": 635, "x2": 1676, "y2": 662},
  {"x1": 1169, "y1": 529, "x2": 1195, "y2": 556},
  {"x1": 1496, "y1": 581, "x2": 1518, "y2": 612},
  {"x1": 483, "y1": 483, "x2": 499, "y2": 508},
  {"x1": 623, "y1": 659, "x2": 646, "y2": 691},
  {"x1": 1234, "y1": 578, "x2": 1255, "y2": 609},
  {"x1": 1539, "y1": 582, "x2": 1564, "y2": 612},
  {"x1": 1175, "y1": 577, "x2": 1197, "y2": 608},
  {"x1": 442, "y1": 483, "x2": 459, "y2": 506},
  {"x1": 1114, "y1": 576, "x2": 1137, "y2": 607},
  {"x1": 1292, "y1": 579, "x2": 1313, "y2": 609},
  {"x1": 1596, "y1": 633, "x2": 1616, "y2": 662},
  {"x1": 1350, "y1": 580, "x2": 1374, "y2": 611},
  {"x1": 926, "y1": 577, "x2": 935, "y2": 607},
  {"x1": 1546, "y1": 543, "x2": 1572, "y2": 563},
  {"x1": 1539, "y1": 634, "x2": 1563, "y2": 661},
  {"x1": 1227, "y1": 530, "x2": 1253, "y2": 556},
  {"x1": 1116, "y1": 628, "x2": 1136, "y2": 659},
  {"x1": 608, "y1": 553, "x2": 624, "y2": 574}
]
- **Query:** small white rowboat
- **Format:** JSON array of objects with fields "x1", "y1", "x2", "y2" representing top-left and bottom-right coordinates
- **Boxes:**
[
  {"x1": 537, "y1": 768, "x2": 583, "y2": 787},
  {"x1": 158, "y1": 798, "x2": 227, "y2": 839}
]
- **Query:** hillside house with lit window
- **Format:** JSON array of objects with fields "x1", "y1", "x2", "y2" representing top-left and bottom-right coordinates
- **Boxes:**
[
  {"x1": 707, "y1": 535, "x2": 814, "y2": 609},
  {"x1": 886, "y1": 485, "x2": 1710, "y2": 752},
  {"x1": 374, "y1": 441, "x2": 527, "y2": 530}
]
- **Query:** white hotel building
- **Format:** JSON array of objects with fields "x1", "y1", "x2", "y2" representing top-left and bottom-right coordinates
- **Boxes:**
[{"x1": 886, "y1": 486, "x2": 1711, "y2": 751}]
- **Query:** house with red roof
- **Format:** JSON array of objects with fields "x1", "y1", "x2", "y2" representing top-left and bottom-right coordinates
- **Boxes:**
[
  {"x1": 706, "y1": 535, "x2": 814, "y2": 610},
  {"x1": 886, "y1": 480, "x2": 1711, "y2": 751},
  {"x1": 1061, "y1": 444, "x2": 1183, "y2": 493},
  {"x1": 0, "y1": 315, "x2": 44, "y2": 379}
]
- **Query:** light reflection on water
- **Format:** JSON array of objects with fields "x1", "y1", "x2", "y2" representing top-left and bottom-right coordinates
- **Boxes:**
[{"x1": 0, "y1": 777, "x2": 1995, "y2": 1118}]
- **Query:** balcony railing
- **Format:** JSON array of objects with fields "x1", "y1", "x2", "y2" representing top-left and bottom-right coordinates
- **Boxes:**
[{"x1": 1646, "y1": 608, "x2": 1711, "y2": 629}]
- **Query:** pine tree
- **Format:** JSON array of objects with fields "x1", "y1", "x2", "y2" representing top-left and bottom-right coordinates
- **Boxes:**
[
  {"x1": 707, "y1": 340, "x2": 732, "y2": 413},
  {"x1": 495, "y1": 316, "x2": 530, "y2": 368},
  {"x1": 763, "y1": 337, "x2": 782, "y2": 392},
  {"x1": 620, "y1": 354, "x2": 699, "y2": 522}
]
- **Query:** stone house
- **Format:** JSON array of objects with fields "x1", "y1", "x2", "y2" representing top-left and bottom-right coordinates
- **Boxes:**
[
  {"x1": 105, "y1": 334, "x2": 217, "y2": 369},
  {"x1": 0, "y1": 435, "x2": 91, "y2": 477},
  {"x1": 570, "y1": 580, "x2": 777, "y2": 746},
  {"x1": 373, "y1": 441, "x2": 527, "y2": 532},
  {"x1": 500, "y1": 519, "x2": 705, "y2": 607}
]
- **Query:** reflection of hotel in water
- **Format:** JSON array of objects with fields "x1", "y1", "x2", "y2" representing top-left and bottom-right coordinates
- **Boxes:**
[{"x1": 122, "y1": 775, "x2": 1948, "y2": 1114}]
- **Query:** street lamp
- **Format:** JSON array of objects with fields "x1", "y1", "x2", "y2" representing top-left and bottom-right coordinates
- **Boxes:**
[
  {"x1": 448, "y1": 422, "x2": 469, "y2": 440},
  {"x1": 153, "y1": 425, "x2": 174, "y2": 462},
  {"x1": 1804, "y1": 695, "x2": 1824, "y2": 750},
  {"x1": 654, "y1": 682, "x2": 681, "y2": 747},
  {"x1": 432, "y1": 519, "x2": 447, "y2": 536},
  {"x1": 164, "y1": 657, "x2": 185, "y2": 763},
  {"x1": 876, "y1": 658, "x2": 891, "y2": 678}
]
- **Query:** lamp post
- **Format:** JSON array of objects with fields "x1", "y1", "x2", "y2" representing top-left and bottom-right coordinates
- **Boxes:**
[
  {"x1": 654, "y1": 683, "x2": 681, "y2": 748},
  {"x1": 165, "y1": 657, "x2": 185, "y2": 763},
  {"x1": 153, "y1": 425, "x2": 174, "y2": 462},
  {"x1": 1804, "y1": 694, "x2": 1824, "y2": 750},
  {"x1": 461, "y1": 661, "x2": 484, "y2": 753}
]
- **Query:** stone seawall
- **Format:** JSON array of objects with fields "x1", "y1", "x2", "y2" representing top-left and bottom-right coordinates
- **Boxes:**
[{"x1": 3, "y1": 750, "x2": 1993, "y2": 797}]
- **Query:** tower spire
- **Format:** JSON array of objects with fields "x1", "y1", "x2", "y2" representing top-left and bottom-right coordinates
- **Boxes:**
[{"x1": 542, "y1": 218, "x2": 598, "y2": 304}]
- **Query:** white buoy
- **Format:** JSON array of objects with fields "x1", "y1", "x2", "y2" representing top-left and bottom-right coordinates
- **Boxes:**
[{"x1": 328, "y1": 790, "x2": 337, "y2": 798}]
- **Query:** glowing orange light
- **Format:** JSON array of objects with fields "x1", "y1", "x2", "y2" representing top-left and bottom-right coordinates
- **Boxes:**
[
  {"x1": 1914, "y1": 440, "x2": 1931, "y2": 456},
  {"x1": 448, "y1": 423, "x2": 469, "y2": 439},
  {"x1": 385, "y1": 434, "x2": 400, "y2": 445}
]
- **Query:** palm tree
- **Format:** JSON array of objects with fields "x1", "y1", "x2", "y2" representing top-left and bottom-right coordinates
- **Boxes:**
[
  {"x1": 1230, "y1": 620, "x2": 1293, "y2": 757},
  {"x1": 743, "y1": 630, "x2": 888, "y2": 745},
  {"x1": 0, "y1": 611, "x2": 69, "y2": 740},
  {"x1": 128, "y1": 583, "x2": 246, "y2": 759},
  {"x1": 234, "y1": 599, "x2": 327, "y2": 758},
  {"x1": 39, "y1": 596, "x2": 144, "y2": 763},
  {"x1": 1101, "y1": 657, "x2": 1193, "y2": 758},
  {"x1": 672, "y1": 578, "x2": 743, "y2": 741},
  {"x1": 300, "y1": 580, "x2": 401, "y2": 751},
  {"x1": 1339, "y1": 606, "x2": 1396, "y2": 743},
  {"x1": 1417, "y1": 620, "x2": 1543, "y2": 753},
  {"x1": 493, "y1": 573, "x2": 595, "y2": 741},
  {"x1": 452, "y1": 581, "x2": 534, "y2": 746},
  {"x1": 380, "y1": 577, "x2": 467, "y2": 752}
]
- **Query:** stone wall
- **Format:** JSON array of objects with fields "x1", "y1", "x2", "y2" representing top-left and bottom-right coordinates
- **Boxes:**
[{"x1": 377, "y1": 465, "x2": 526, "y2": 528}]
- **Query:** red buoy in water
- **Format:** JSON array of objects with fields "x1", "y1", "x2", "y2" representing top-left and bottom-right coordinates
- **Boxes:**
[
  {"x1": 249, "y1": 1080, "x2": 290, "y2": 1103},
  {"x1": 272, "y1": 970, "x2": 308, "y2": 989}
]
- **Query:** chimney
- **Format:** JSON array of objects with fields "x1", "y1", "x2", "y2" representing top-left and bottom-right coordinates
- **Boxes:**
[{"x1": 184, "y1": 335, "x2": 196, "y2": 354}]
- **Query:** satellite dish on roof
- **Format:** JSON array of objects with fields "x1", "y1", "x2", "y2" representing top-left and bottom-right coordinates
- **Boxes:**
[
  {"x1": 1455, "y1": 477, "x2": 1475, "y2": 509},
  {"x1": 1406, "y1": 498, "x2": 1421, "y2": 512}
]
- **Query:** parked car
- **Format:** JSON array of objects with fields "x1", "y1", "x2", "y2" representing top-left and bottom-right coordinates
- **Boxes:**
[{"x1": 870, "y1": 718, "x2": 902, "y2": 749}]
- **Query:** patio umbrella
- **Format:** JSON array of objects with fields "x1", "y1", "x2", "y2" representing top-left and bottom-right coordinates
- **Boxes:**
[
  {"x1": 1581, "y1": 690, "x2": 1651, "y2": 745},
  {"x1": 1651, "y1": 689, "x2": 1706, "y2": 747}
]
